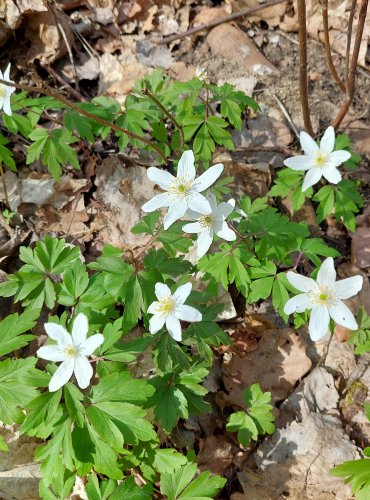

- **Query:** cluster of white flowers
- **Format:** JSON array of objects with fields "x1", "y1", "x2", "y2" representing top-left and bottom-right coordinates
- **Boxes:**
[{"x1": 0, "y1": 63, "x2": 15, "y2": 116}]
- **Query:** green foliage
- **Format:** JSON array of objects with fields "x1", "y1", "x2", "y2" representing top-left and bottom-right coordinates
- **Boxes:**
[
  {"x1": 348, "y1": 308, "x2": 370, "y2": 354},
  {"x1": 331, "y1": 457, "x2": 370, "y2": 499},
  {"x1": 0, "y1": 133, "x2": 16, "y2": 171},
  {"x1": 226, "y1": 383, "x2": 275, "y2": 447}
]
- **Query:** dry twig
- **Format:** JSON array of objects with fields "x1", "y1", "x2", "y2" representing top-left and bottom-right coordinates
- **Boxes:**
[{"x1": 322, "y1": 0, "x2": 345, "y2": 92}]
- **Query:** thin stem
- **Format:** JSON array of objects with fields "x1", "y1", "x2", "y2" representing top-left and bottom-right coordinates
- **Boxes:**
[
  {"x1": 322, "y1": 0, "x2": 345, "y2": 92},
  {"x1": 345, "y1": 0, "x2": 357, "y2": 94},
  {"x1": 297, "y1": 0, "x2": 314, "y2": 136},
  {"x1": 332, "y1": 0, "x2": 369, "y2": 130},
  {"x1": 0, "y1": 79, "x2": 167, "y2": 162},
  {"x1": 0, "y1": 162, "x2": 9, "y2": 208},
  {"x1": 141, "y1": 87, "x2": 185, "y2": 153},
  {"x1": 134, "y1": 228, "x2": 163, "y2": 261}
]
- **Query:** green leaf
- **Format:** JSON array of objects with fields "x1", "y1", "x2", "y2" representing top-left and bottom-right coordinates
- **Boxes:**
[
  {"x1": 330, "y1": 458, "x2": 370, "y2": 497},
  {"x1": 131, "y1": 212, "x2": 161, "y2": 235},
  {"x1": 110, "y1": 476, "x2": 152, "y2": 500},
  {"x1": 0, "y1": 434, "x2": 9, "y2": 451},
  {"x1": 91, "y1": 371, "x2": 154, "y2": 405},
  {"x1": 0, "y1": 309, "x2": 38, "y2": 356}
]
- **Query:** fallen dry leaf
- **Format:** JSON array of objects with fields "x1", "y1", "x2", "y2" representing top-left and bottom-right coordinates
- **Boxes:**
[{"x1": 197, "y1": 435, "x2": 234, "y2": 475}]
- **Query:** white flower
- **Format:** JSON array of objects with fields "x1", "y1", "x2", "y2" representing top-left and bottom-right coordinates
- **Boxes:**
[
  {"x1": 195, "y1": 66, "x2": 209, "y2": 82},
  {"x1": 37, "y1": 313, "x2": 104, "y2": 392},
  {"x1": 0, "y1": 63, "x2": 16, "y2": 116},
  {"x1": 284, "y1": 257, "x2": 363, "y2": 341},
  {"x1": 142, "y1": 150, "x2": 224, "y2": 230},
  {"x1": 284, "y1": 126, "x2": 351, "y2": 192},
  {"x1": 182, "y1": 192, "x2": 236, "y2": 258},
  {"x1": 148, "y1": 282, "x2": 202, "y2": 341}
]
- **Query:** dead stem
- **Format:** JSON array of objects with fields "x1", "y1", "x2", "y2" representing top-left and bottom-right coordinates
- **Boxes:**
[
  {"x1": 345, "y1": 0, "x2": 357, "y2": 94},
  {"x1": 297, "y1": 0, "x2": 314, "y2": 136},
  {"x1": 0, "y1": 162, "x2": 10, "y2": 209},
  {"x1": 322, "y1": 0, "x2": 345, "y2": 92},
  {"x1": 332, "y1": 0, "x2": 369, "y2": 130}
]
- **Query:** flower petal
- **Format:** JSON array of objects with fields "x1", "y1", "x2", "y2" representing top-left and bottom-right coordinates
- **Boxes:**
[
  {"x1": 329, "y1": 301, "x2": 358, "y2": 330},
  {"x1": 205, "y1": 191, "x2": 217, "y2": 213},
  {"x1": 300, "y1": 131, "x2": 319, "y2": 156},
  {"x1": 302, "y1": 168, "x2": 323, "y2": 191},
  {"x1": 74, "y1": 356, "x2": 93, "y2": 389},
  {"x1": 215, "y1": 222, "x2": 236, "y2": 241},
  {"x1": 163, "y1": 198, "x2": 187, "y2": 229},
  {"x1": 328, "y1": 150, "x2": 351, "y2": 167},
  {"x1": 155, "y1": 283, "x2": 171, "y2": 299},
  {"x1": 176, "y1": 304, "x2": 202, "y2": 322},
  {"x1": 177, "y1": 150, "x2": 196, "y2": 180},
  {"x1": 284, "y1": 293, "x2": 313, "y2": 314},
  {"x1": 147, "y1": 301, "x2": 159, "y2": 314},
  {"x1": 195, "y1": 230, "x2": 213, "y2": 258},
  {"x1": 0, "y1": 96, "x2": 4, "y2": 112},
  {"x1": 166, "y1": 315, "x2": 182, "y2": 341},
  {"x1": 142, "y1": 193, "x2": 173, "y2": 212},
  {"x1": 3, "y1": 63, "x2": 11, "y2": 81},
  {"x1": 322, "y1": 166, "x2": 341, "y2": 184},
  {"x1": 149, "y1": 314, "x2": 166, "y2": 334},
  {"x1": 44, "y1": 323, "x2": 71, "y2": 346},
  {"x1": 309, "y1": 306, "x2": 330, "y2": 341},
  {"x1": 286, "y1": 271, "x2": 317, "y2": 292},
  {"x1": 320, "y1": 126, "x2": 335, "y2": 154},
  {"x1": 334, "y1": 275, "x2": 363, "y2": 300},
  {"x1": 2, "y1": 96, "x2": 12, "y2": 116},
  {"x1": 49, "y1": 359, "x2": 74, "y2": 392},
  {"x1": 37, "y1": 345, "x2": 68, "y2": 362},
  {"x1": 72, "y1": 313, "x2": 89, "y2": 345},
  {"x1": 80, "y1": 334, "x2": 104, "y2": 356},
  {"x1": 187, "y1": 192, "x2": 212, "y2": 215},
  {"x1": 217, "y1": 200, "x2": 235, "y2": 219},
  {"x1": 284, "y1": 155, "x2": 314, "y2": 170},
  {"x1": 173, "y1": 282, "x2": 192, "y2": 304},
  {"x1": 147, "y1": 167, "x2": 175, "y2": 189},
  {"x1": 195, "y1": 163, "x2": 224, "y2": 192},
  {"x1": 182, "y1": 221, "x2": 203, "y2": 234},
  {"x1": 317, "y1": 257, "x2": 336, "y2": 286}
]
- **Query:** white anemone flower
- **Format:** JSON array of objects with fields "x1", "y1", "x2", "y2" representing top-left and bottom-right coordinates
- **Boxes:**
[
  {"x1": 37, "y1": 313, "x2": 104, "y2": 392},
  {"x1": 182, "y1": 192, "x2": 236, "y2": 258},
  {"x1": 0, "y1": 63, "x2": 16, "y2": 116},
  {"x1": 284, "y1": 257, "x2": 363, "y2": 341},
  {"x1": 148, "y1": 282, "x2": 202, "y2": 341},
  {"x1": 284, "y1": 126, "x2": 351, "y2": 192},
  {"x1": 142, "y1": 150, "x2": 224, "y2": 230}
]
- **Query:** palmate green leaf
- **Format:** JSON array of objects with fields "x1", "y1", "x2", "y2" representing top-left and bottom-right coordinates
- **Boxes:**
[
  {"x1": 330, "y1": 458, "x2": 370, "y2": 498},
  {"x1": 334, "y1": 179, "x2": 363, "y2": 232},
  {"x1": 158, "y1": 221, "x2": 193, "y2": 254},
  {"x1": 144, "y1": 249, "x2": 192, "y2": 277},
  {"x1": 39, "y1": 469, "x2": 75, "y2": 500},
  {"x1": 3, "y1": 112, "x2": 33, "y2": 137},
  {"x1": 272, "y1": 273, "x2": 290, "y2": 321},
  {"x1": 91, "y1": 371, "x2": 155, "y2": 405},
  {"x1": 349, "y1": 308, "x2": 370, "y2": 350},
  {"x1": 153, "y1": 334, "x2": 191, "y2": 373},
  {"x1": 109, "y1": 476, "x2": 152, "y2": 500},
  {"x1": 160, "y1": 461, "x2": 226, "y2": 500},
  {"x1": 131, "y1": 211, "x2": 161, "y2": 235},
  {"x1": 299, "y1": 237, "x2": 340, "y2": 267},
  {"x1": 21, "y1": 390, "x2": 61, "y2": 436},
  {"x1": 0, "y1": 308, "x2": 38, "y2": 356},
  {"x1": 185, "y1": 321, "x2": 231, "y2": 365},
  {"x1": 116, "y1": 107, "x2": 151, "y2": 149},
  {"x1": 58, "y1": 259, "x2": 89, "y2": 306},
  {"x1": 0, "y1": 435, "x2": 8, "y2": 451},
  {"x1": 64, "y1": 383, "x2": 85, "y2": 428},
  {"x1": 0, "y1": 134, "x2": 16, "y2": 171},
  {"x1": 85, "y1": 473, "x2": 118, "y2": 500},
  {"x1": 313, "y1": 185, "x2": 335, "y2": 222}
]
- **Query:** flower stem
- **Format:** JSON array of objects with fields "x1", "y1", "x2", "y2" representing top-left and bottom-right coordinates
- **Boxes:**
[
  {"x1": 134, "y1": 227, "x2": 163, "y2": 262},
  {"x1": 322, "y1": 0, "x2": 345, "y2": 92},
  {"x1": 0, "y1": 162, "x2": 9, "y2": 208}
]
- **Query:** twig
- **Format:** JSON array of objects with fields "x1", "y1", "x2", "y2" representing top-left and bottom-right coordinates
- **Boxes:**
[
  {"x1": 134, "y1": 228, "x2": 163, "y2": 261},
  {"x1": 271, "y1": 93, "x2": 300, "y2": 139},
  {"x1": 0, "y1": 79, "x2": 167, "y2": 162},
  {"x1": 40, "y1": 62, "x2": 84, "y2": 102},
  {"x1": 234, "y1": 145, "x2": 295, "y2": 156},
  {"x1": 141, "y1": 87, "x2": 185, "y2": 153},
  {"x1": 345, "y1": 0, "x2": 357, "y2": 93},
  {"x1": 159, "y1": 0, "x2": 289, "y2": 44},
  {"x1": 297, "y1": 0, "x2": 314, "y2": 136},
  {"x1": 322, "y1": 0, "x2": 345, "y2": 92},
  {"x1": 332, "y1": 0, "x2": 369, "y2": 130}
]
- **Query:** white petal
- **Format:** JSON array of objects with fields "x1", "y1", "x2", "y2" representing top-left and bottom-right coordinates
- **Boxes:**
[
  {"x1": 334, "y1": 275, "x2": 363, "y2": 300},
  {"x1": 320, "y1": 126, "x2": 335, "y2": 154},
  {"x1": 147, "y1": 301, "x2": 159, "y2": 314},
  {"x1": 74, "y1": 356, "x2": 93, "y2": 389},
  {"x1": 149, "y1": 314, "x2": 166, "y2": 334},
  {"x1": 284, "y1": 155, "x2": 314, "y2": 170},
  {"x1": 166, "y1": 315, "x2": 182, "y2": 341},
  {"x1": 49, "y1": 359, "x2": 74, "y2": 392},
  {"x1": 182, "y1": 221, "x2": 203, "y2": 234},
  {"x1": 44, "y1": 323, "x2": 71, "y2": 346},
  {"x1": 163, "y1": 198, "x2": 187, "y2": 229},
  {"x1": 322, "y1": 166, "x2": 341, "y2": 185},
  {"x1": 173, "y1": 282, "x2": 192, "y2": 304},
  {"x1": 37, "y1": 345, "x2": 68, "y2": 362},
  {"x1": 284, "y1": 293, "x2": 313, "y2": 314},
  {"x1": 196, "y1": 230, "x2": 213, "y2": 258},
  {"x1": 155, "y1": 283, "x2": 171, "y2": 299},
  {"x1": 0, "y1": 96, "x2": 4, "y2": 111},
  {"x1": 205, "y1": 191, "x2": 217, "y2": 213},
  {"x1": 195, "y1": 163, "x2": 224, "y2": 192},
  {"x1": 176, "y1": 304, "x2": 202, "y2": 322},
  {"x1": 142, "y1": 193, "x2": 173, "y2": 212},
  {"x1": 147, "y1": 167, "x2": 175, "y2": 190},
  {"x1": 329, "y1": 301, "x2": 358, "y2": 330},
  {"x1": 177, "y1": 150, "x2": 196, "y2": 180},
  {"x1": 3, "y1": 63, "x2": 11, "y2": 81},
  {"x1": 300, "y1": 131, "x2": 319, "y2": 156},
  {"x1": 317, "y1": 257, "x2": 336, "y2": 286},
  {"x1": 186, "y1": 208, "x2": 202, "y2": 219},
  {"x1": 302, "y1": 168, "x2": 323, "y2": 192},
  {"x1": 309, "y1": 306, "x2": 330, "y2": 341},
  {"x1": 72, "y1": 313, "x2": 89, "y2": 345},
  {"x1": 80, "y1": 334, "x2": 104, "y2": 356},
  {"x1": 217, "y1": 200, "x2": 235, "y2": 219},
  {"x1": 286, "y1": 271, "x2": 317, "y2": 292},
  {"x1": 215, "y1": 222, "x2": 236, "y2": 241},
  {"x1": 2, "y1": 97, "x2": 12, "y2": 116},
  {"x1": 328, "y1": 150, "x2": 351, "y2": 166},
  {"x1": 187, "y1": 192, "x2": 212, "y2": 215}
]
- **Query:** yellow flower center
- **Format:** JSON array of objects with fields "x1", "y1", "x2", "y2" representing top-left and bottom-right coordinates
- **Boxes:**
[
  {"x1": 64, "y1": 345, "x2": 77, "y2": 357},
  {"x1": 311, "y1": 285, "x2": 335, "y2": 306},
  {"x1": 314, "y1": 152, "x2": 329, "y2": 168},
  {"x1": 169, "y1": 177, "x2": 193, "y2": 197},
  {"x1": 199, "y1": 214, "x2": 214, "y2": 228},
  {"x1": 0, "y1": 86, "x2": 5, "y2": 98},
  {"x1": 157, "y1": 296, "x2": 176, "y2": 317}
]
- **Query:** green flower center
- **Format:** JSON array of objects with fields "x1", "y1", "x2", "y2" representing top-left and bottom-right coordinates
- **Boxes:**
[
  {"x1": 169, "y1": 177, "x2": 193, "y2": 197},
  {"x1": 314, "y1": 152, "x2": 329, "y2": 168},
  {"x1": 199, "y1": 214, "x2": 214, "y2": 228},
  {"x1": 311, "y1": 285, "x2": 335, "y2": 306},
  {"x1": 64, "y1": 345, "x2": 77, "y2": 357},
  {"x1": 157, "y1": 296, "x2": 176, "y2": 317},
  {"x1": 0, "y1": 86, "x2": 5, "y2": 98}
]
